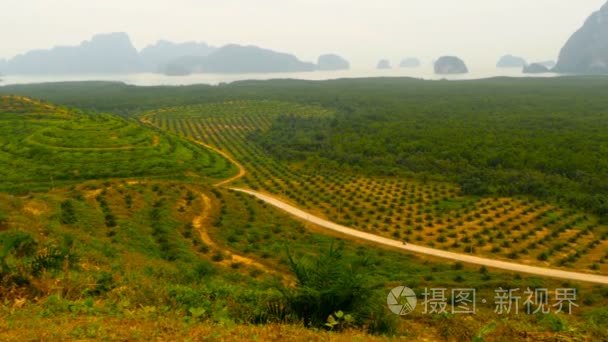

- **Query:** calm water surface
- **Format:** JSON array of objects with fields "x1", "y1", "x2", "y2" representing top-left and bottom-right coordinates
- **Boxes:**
[{"x1": 0, "y1": 67, "x2": 560, "y2": 86}]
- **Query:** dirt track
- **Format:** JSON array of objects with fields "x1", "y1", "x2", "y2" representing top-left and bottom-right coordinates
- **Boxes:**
[
  {"x1": 191, "y1": 141, "x2": 246, "y2": 187},
  {"x1": 191, "y1": 191, "x2": 276, "y2": 273},
  {"x1": 232, "y1": 188, "x2": 608, "y2": 285}
]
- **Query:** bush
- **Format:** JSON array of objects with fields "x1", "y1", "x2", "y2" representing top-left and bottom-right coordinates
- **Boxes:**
[
  {"x1": 0, "y1": 230, "x2": 37, "y2": 275},
  {"x1": 584, "y1": 307, "x2": 608, "y2": 339},
  {"x1": 279, "y1": 244, "x2": 397, "y2": 334},
  {"x1": 167, "y1": 285, "x2": 212, "y2": 312},
  {"x1": 537, "y1": 252, "x2": 549, "y2": 261},
  {"x1": 211, "y1": 252, "x2": 224, "y2": 262},
  {"x1": 193, "y1": 260, "x2": 215, "y2": 278},
  {"x1": 1, "y1": 230, "x2": 77, "y2": 293},
  {"x1": 60, "y1": 200, "x2": 77, "y2": 225},
  {"x1": 452, "y1": 262, "x2": 464, "y2": 270},
  {"x1": 29, "y1": 246, "x2": 67, "y2": 277},
  {"x1": 85, "y1": 272, "x2": 115, "y2": 296},
  {"x1": 0, "y1": 209, "x2": 8, "y2": 229},
  {"x1": 537, "y1": 313, "x2": 568, "y2": 332}
]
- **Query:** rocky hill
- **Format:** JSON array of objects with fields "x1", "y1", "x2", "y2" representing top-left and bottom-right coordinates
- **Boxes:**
[
  {"x1": 554, "y1": 1, "x2": 608, "y2": 74},
  {"x1": 0, "y1": 33, "x2": 316, "y2": 75},
  {"x1": 523, "y1": 63, "x2": 550, "y2": 74},
  {"x1": 497, "y1": 54, "x2": 527, "y2": 68},
  {"x1": 377, "y1": 59, "x2": 391, "y2": 69},
  {"x1": 139, "y1": 40, "x2": 216, "y2": 72},
  {"x1": 434, "y1": 56, "x2": 468, "y2": 74},
  {"x1": 4, "y1": 32, "x2": 141, "y2": 74},
  {"x1": 317, "y1": 54, "x2": 350, "y2": 71}
]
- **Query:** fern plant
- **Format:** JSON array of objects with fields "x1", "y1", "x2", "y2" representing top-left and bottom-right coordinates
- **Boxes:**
[
  {"x1": 0, "y1": 230, "x2": 37, "y2": 275},
  {"x1": 281, "y1": 243, "x2": 373, "y2": 328},
  {"x1": 325, "y1": 310, "x2": 355, "y2": 331},
  {"x1": 29, "y1": 246, "x2": 67, "y2": 277},
  {"x1": 1, "y1": 230, "x2": 77, "y2": 293}
]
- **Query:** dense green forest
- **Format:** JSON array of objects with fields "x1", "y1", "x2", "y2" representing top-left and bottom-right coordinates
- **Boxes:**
[
  {"x1": 252, "y1": 91, "x2": 608, "y2": 221},
  {"x1": 3, "y1": 76, "x2": 608, "y2": 114}
]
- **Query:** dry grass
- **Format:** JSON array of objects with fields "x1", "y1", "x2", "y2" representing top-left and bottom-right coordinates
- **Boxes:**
[{"x1": 0, "y1": 314, "x2": 394, "y2": 341}]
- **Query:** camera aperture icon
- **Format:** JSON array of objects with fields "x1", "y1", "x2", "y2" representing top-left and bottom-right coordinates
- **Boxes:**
[{"x1": 387, "y1": 286, "x2": 417, "y2": 315}]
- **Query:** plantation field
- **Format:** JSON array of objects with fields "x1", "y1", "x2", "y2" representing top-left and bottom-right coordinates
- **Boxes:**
[
  {"x1": 144, "y1": 101, "x2": 608, "y2": 273},
  {"x1": 0, "y1": 96, "x2": 235, "y2": 193},
  {"x1": 1, "y1": 79, "x2": 608, "y2": 340}
]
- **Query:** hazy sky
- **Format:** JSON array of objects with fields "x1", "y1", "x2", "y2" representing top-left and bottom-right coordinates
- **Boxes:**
[{"x1": 1, "y1": 0, "x2": 605, "y2": 68}]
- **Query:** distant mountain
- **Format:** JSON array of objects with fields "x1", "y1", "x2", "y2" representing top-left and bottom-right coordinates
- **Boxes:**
[
  {"x1": 555, "y1": 1, "x2": 608, "y2": 74},
  {"x1": 434, "y1": 56, "x2": 468, "y2": 74},
  {"x1": 317, "y1": 54, "x2": 350, "y2": 71},
  {"x1": 399, "y1": 58, "x2": 421, "y2": 68},
  {"x1": 523, "y1": 63, "x2": 550, "y2": 74},
  {"x1": 202, "y1": 45, "x2": 316, "y2": 73},
  {"x1": 5, "y1": 32, "x2": 141, "y2": 74},
  {"x1": 2, "y1": 33, "x2": 319, "y2": 75},
  {"x1": 377, "y1": 59, "x2": 391, "y2": 69},
  {"x1": 140, "y1": 40, "x2": 216, "y2": 72},
  {"x1": 538, "y1": 60, "x2": 556, "y2": 69},
  {"x1": 497, "y1": 54, "x2": 527, "y2": 68},
  {"x1": 164, "y1": 44, "x2": 315, "y2": 74}
]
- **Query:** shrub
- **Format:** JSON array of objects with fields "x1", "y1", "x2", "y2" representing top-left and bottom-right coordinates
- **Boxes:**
[
  {"x1": 584, "y1": 307, "x2": 608, "y2": 339},
  {"x1": 60, "y1": 200, "x2": 78, "y2": 225},
  {"x1": 29, "y1": 246, "x2": 67, "y2": 277},
  {"x1": 211, "y1": 252, "x2": 224, "y2": 262},
  {"x1": 452, "y1": 262, "x2": 464, "y2": 270},
  {"x1": 279, "y1": 244, "x2": 397, "y2": 334},
  {"x1": 105, "y1": 213, "x2": 117, "y2": 228},
  {"x1": 0, "y1": 230, "x2": 37, "y2": 275},
  {"x1": 537, "y1": 252, "x2": 549, "y2": 261},
  {"x1": 124, "y1": 194, "x2": 133, "y2": 209},
  {"x1": 167, "y1": 285, "x2": 212, "y2": 312},
  {"x1": 537, "y1": 313, "x2": 568, "y2": 332},
  {"x1": 1, "y1": 230, "x2": 77, "y2": 292},
  {"x1": 85, "y1": 272, "x2": 115, "y2": 296},
  {"x1": 0, "y1": 209, "x2": 8, "y2": 229}
]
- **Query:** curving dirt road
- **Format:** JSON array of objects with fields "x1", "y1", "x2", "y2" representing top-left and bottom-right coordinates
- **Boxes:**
[
  {"x1": 231, "y1": 188, "x2": 608, "y2": 285},
  {"x1": 191, "y1": 141, "x2": 246, "y2": 187},
  {"x1": 139, "y1": 115, "x2": 246, "y2": 187},
  {"x1": 191, "y1": 191, "x2": 271, "y2": 272}
]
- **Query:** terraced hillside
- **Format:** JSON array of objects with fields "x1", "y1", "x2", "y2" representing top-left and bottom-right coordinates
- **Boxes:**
[
  {"x1": 0, "y1": 96, "x2": 235, "y2": 192},
  {"x1": 143, "y1": 101, "x2": 608, "y2": 273}
]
